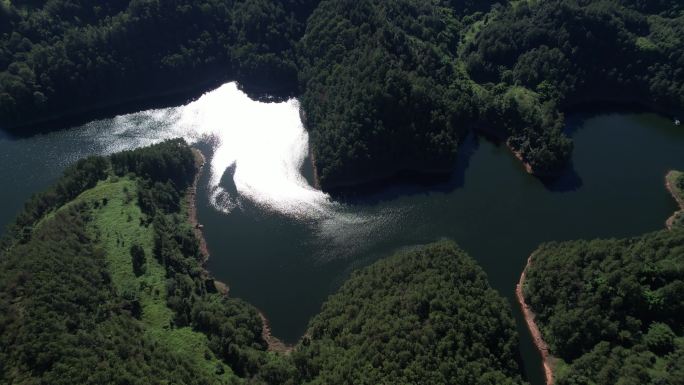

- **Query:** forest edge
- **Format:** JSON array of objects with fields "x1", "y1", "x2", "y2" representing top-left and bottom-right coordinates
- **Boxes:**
[
  {"x1": 516, "y1": 252, "x2": 556, "y2": 385},
  {"x1": 187, "y1": 147, "x2": 292, "y2": 353},
  {"x1": 665, "y1": 170, "x2": 684, "y2": 230}
]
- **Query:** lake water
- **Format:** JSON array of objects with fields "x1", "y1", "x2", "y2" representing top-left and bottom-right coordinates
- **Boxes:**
[{"x1": 1, "y1": 83, "x2": 682, "y2": 385}]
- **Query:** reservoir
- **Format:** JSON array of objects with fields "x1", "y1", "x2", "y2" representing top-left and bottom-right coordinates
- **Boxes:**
[{"x1": 1, "y1": 83, "x2": 682, "y2": 385}]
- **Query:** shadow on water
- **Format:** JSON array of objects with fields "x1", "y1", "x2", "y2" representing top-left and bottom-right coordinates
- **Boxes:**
[
  {"x1": 564, "y1": 99, "x2": 680, "y2": 125},
  {"x1": 330, "y1": 133, "x2": 480, "y2": 206},
  {"x1": 194, "y1": 140, "x2": 241, "y2": 211},
  {"x1": 0, "y1": 76, "x2": 299, "y2": 139},
  {"x1": 540, "y1": 163, "x2": 584, "y2": 192},
  {"x1": 331, "y1": 127, "x2": 585, "y2": 200},
  {"x1": 564, "y1": 113, "x2": 589, "y2": 136},
  {"x1": 0, "y1": 77, "x2": 232, "y2": 139},
  {"x1": 219, "y1": 163, "x2": 239, "y2": 196}
]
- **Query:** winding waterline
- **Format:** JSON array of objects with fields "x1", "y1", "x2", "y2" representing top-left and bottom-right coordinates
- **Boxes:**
[{"x1": 1, "y1": 82, "x2": 683, "y2": 385}]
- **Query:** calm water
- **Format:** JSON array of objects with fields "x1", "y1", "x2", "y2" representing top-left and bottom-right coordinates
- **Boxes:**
[{"x1": 1, "y1": 83, "x2": 682, "y2": 385}]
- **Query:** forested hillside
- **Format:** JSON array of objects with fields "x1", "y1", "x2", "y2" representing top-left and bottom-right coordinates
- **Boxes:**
[
  {"x1": 293, "y1": 241, "x2": 528, "y2": 385},
  {"x1": 464, "y1": 0, "x2": 684, "y2": 109},
  {"x1": 0, "y1": 140, "x2": 277, "y2": 384},
  {"x1": 1, "y1": 0, "x2": 682, "y2": 187},
  {"x1": 299, "y1": 0, "x2": 683, "y2": 187},
  {"x1": 298, "y1": 0, "x2": 493, "y2": 187},
  {"x1": 462, "y1": 0, "x2": 684, "y2": 173},
  {"x1": 0, "y1": 0, "x2": 319, "y2": 129},
  {"x1": 522, "y1": 229, "x2": 684, "y2": 385}
]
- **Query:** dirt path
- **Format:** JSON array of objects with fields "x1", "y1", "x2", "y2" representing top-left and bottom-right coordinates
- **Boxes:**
[
  {"x1": 258, "y1": 311, "x2": 294, "y2": 354},
  {"x1": 516, "y1": 253, "x2": 555, "y2": 385},
  {"x1": 665, "y1": 170, "x2": 684, "y2": 230}
]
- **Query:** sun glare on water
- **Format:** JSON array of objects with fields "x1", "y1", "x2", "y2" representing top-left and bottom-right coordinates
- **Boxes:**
[
  {"x1": 70, "y1": 82, "x2": 405, "y2": 260},
  {"x1": 103, "y1": 82, "x2": 334, "y2": 219}
]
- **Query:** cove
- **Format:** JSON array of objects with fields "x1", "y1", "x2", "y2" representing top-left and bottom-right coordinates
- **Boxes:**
[{"x1": 0, "y1": 83, "x2": 682, "y2": 385}]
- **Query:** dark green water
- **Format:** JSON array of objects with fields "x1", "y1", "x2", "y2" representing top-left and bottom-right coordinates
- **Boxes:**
[
  {"x1": 198, "y1": 112, "x2": 684, "y2": 384},
  {"x1": 1, "y1": 100, "x2": 682, "y2": 385}
]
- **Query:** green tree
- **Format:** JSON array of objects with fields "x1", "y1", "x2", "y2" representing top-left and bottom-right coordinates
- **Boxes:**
[{"x1": 130, "y1": 243, "x2": 146, "y2": 276}]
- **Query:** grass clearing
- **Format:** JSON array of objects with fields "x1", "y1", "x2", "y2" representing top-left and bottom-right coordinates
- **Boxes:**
[
  {"x1": 636, "y1": 36, "x2": 659, "y2": 52},
  {"x1": 58, "y1": 177, "x2": 235, "y2": 382}
]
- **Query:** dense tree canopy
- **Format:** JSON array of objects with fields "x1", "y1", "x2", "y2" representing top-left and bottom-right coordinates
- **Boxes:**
[
  {"x1": 461, "y1": 0, "x2": 684, "y2": 173},
  {"x1": 0, "y1": 0, "x2": 319, "y2": 128},
  {"x1": 523, "y1": 229, "x2": 684, "y2": 385},
  {"x1": 111, "y1": 138, "x2": 197, "y2": 188},
  {"x1": 0, "y1": 140, "x2": 272, "y2": 384},
  {"x1": 2, "y1": 0, "x2": 683, "y2": 187},
  {"x1": 0, "y1": 203, "x2": 225, "y2": 385},
  {"x1": 292, "y1": 241, "x2": 528, "y2": 385},
  {"x1": 464, "y1": 0, "x2": 684, "y2": 109},
  {"x1": 299, "y1": 0, "x2": 684, "y2": 186},
  {"x1": 298, "y1": 0, "x2": 491, "y2": 187}
]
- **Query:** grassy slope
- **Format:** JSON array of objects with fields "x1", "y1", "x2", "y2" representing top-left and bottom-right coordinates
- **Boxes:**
[{"x1": 57, "y1": 177, "x2": 235, "y2": 383}]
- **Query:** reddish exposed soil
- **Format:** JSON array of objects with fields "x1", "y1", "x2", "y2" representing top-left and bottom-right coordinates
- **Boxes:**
[{"x1": 516, "y1": 253, "x2": 555, "y2": 385}]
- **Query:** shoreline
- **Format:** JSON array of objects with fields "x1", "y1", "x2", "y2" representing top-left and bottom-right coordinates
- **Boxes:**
[
  {"x1": 476, "y1": 125, "x2": 539, "y2": 176},
  {"x1": 186, "y1": 147, "x2": 288, "y2": 352},
  {"x1": 516, "y1": 253, "x2": 555, "y2": 385},
  {"x1": 3, "y1": 75, "x2": 230, "y2": 136},
  {"x1": 188, "y1": 149, "x2": 211, "y2": 259},
  {"x1": 309, "y1": 147, "x2": 321, "y2": 190},
  {"x1": 665, "y1": 170, "x2": 684, "y2": 230},
  {"x1": 2, "y1": 75, "x2": 298, "y2": 136},
  {"x1": 187, "y1": 148, "x2": 230, "y2": 296},
  {"x1": 258, "y1": 311, "x2": 294, "y2": 354},
  {"x1": 505, "y1": 142, "x2": 562, "y2": 178},
  {"x1": 507, "y1": 143, "x2": 536, "y2": 175}
]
